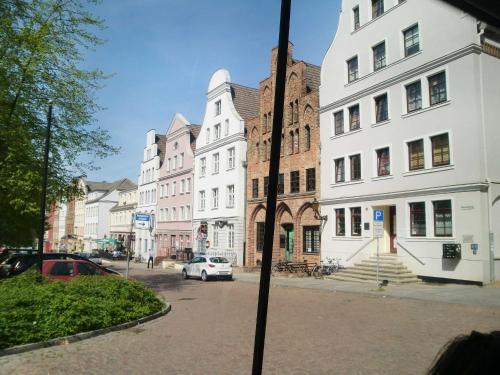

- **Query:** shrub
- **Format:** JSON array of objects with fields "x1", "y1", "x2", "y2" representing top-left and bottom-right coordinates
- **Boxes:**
[{"x1": 0, "y1": 271, "x2": 164, "y2": 349}]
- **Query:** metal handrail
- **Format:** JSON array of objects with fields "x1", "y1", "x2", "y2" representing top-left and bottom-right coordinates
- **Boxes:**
[
  {"x1": 346, "y1": 238, "x2": 376, "y2": 262},
  {"x1": 396, "y1": 241, "x2": 426, "y2": 265}
]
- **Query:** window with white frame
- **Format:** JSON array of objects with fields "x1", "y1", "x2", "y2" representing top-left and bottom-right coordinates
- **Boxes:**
[
  {"x1": 165, "y1": 208, "x2": 169, "y2": 221},
  {"x1": 376, "y1": 147, "x2": 390, "y2": 176},
  {"x1": 213, "y1": 225, "x2": 219, "y2": 247},
  {"x1": 186, "y1": 178, "x2": 191, "y2": 193},
  {"x1": 224, "y1": 119, "x2": 229, "y2": 136},
  {"x1": 186, "y1": 205, "x2": 190, "y2": 219},
  {"x1": 353, "y1": 6, "x2": 360, "y2": 30},
  {"x1": 373, "y1": 41, "x2": 386, "y2": 71},
  {"x1": 349, "y1": 104, "x2": 360, "y2": 131},
  {"x1": 180, "y1": 153, "x2": 184, "y2": 168},
  {"x1": 350, "y1": 207, "x2": 362, "y2": 236},
  {"x1": 228, "y1": 224, "x2": 234, "y2": 249},
  {"x1": 335, "y1": 158, "x2": 345, "y2": 183},
  {"x1": 227, "y1": 185, "x2": 235, "y2": 208},
  {"x1": 180, "y1": 179, "x2": 185, "y2": 194},
  {"x1": 408, "y1": 139, "x2": 424, "y2": 170},
  {"x1": 228, "y1": 147, "x2": 235, "y2": 169},
  {"x1": 213, "y1": 153, "x2": 219, "y2": 174},
  {"x1": 173, "y1": 155, "x2": 177, "y2": 170},
  {"x1": 433, "y1": 200, "x2": 452, "y2": 237},
  {"x1": 334, "y1": 110, "x2": 344, "y2": 135},
  {"x1": 335, "y1": 208, "x2": 345, "y2": 236},
  {"x1": 372, "y1": 0, "x2": 384, "y2": 19},
  {"x1": 350, "y1": 154, "x2": 361, "y2": 180},
  {"x1": 206, "y1": 128, "x2": 210, "y2": 144},
  {"x1": 428, "y1": 72, "x2": 447, "y2": 106},
  {"x1": 347, "y1": 56, "x2": 358, "y2": 83},
  {"x1": 374, "y1": 93, "x2": 388, "y2": 123},
  {"x1": 166, "y1": 159, "x2": 171, "y2": 172},
  {"x1": 172, "y1": 181, "x2": 176, "y2": 195},
  {"x1": 215, "y1": 100, "x2": 221, "y2": 116},
  {"x1": 180, "y1": 206, "x2": 185, "y2": 220},
  {"x1": 199, "y1": 191, "x2": 205, "y2": 210},
  {"x1": 212, "y1": 188, "x2": 219, "y2": 209},
  {"x1": 431, "y1": 133, "x2": 450, "y2": 167},
  {"x1": 404, "y1": 24, "x2": 419, "y2": 57},
  {"x1": 165, "y1": 183, "x2": 169, "y2": 197},
  {"x1": 409, "y1": 202, "x2": 426, "y2": 236},
  {"x1": 214, "y1": 124, "x2": 221, "y2": 140},
  {"x1": 160, "y1": 185, "x2": 164, "y2": 198},
  {"x1": 200, "y1": 157, "x2": 206, "y2": 177},
  {"x1": 406, "y1": 81, "x2": 422, "y2": 113},
  {"x1": 172, "y1": 207, "x2": 177, "y2": 221}
]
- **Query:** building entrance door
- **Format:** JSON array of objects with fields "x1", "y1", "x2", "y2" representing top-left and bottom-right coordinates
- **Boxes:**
[
  {"x1": 282, "y1": 224, "x2": 294, "y2": 261},
  {"x1": 389, "y1": 206, "x2": 397, "y2": 253}
]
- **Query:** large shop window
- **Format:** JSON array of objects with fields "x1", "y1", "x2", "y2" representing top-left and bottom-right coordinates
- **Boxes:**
[
  {"x1": 256, "y1": 222, "x2": 265, "y2": 252},
  {"x1": 335, "y1": 208, "x2": 345, "y2": 236},
  {"x1": 431, "y1": 133, "x2": 450, "y2": 167},
  {"x1": 303, "y1": 226, "x2": 320, "y2": 253},
  {"x1": 409, "y1": 202, "x2": 426, "y2": 236},
  {"x1": 350, "y1": 207, "x2": 362, "y2": 236},
  {"x1": 433, "y1": 200, "x2": 452, "y2": 237}
]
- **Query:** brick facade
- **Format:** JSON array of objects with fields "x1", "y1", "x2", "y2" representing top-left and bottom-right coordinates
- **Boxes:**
[{"x1": 245, "y1": 43, "x2": 322, "y2": 266}]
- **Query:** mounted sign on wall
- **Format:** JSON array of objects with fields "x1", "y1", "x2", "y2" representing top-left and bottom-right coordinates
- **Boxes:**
[{"x1": 134, "y1": 213, "x2": 151, "y2": 230}]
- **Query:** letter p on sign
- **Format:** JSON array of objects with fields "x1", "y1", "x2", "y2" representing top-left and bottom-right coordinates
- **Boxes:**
[{"x1": 373, "y1": 209, "x2": 384, "y2": 221}]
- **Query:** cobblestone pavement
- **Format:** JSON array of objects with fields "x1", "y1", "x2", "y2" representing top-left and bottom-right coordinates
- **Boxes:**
[{"x1": 1, "y1": 263, "x2": 499, "y2": 375}]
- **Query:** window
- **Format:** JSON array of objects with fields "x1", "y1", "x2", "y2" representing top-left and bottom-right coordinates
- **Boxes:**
[
  {"x1": 293, "y1": 99, "x2": 299, "y2": 123},
  {"x1": 303, "y1": 226, "x2": 320, "y2": 253},
  {"x1": 278, "y1": 173, "x2": 284, "y2": 195},
  {"x1": 206, "y1": 128, "x2": 210, "y2": 144},
  {"x1": 410, "y1": 202, "x2": 426, "y2": 236},
  {"x1": 179, "y1": 153, "x2": 184, "y2": 168},
  {"x1": 224, "y1": 119, "x2": 229, "y2": 136},
  {"x1": 172, "y1": 207, "x2": 176, "y2": 221},
  {"x1": 353, "y1": 6, "x2": 360, "y2": 30},
  {"x1": 335, "y1": 158, "x2": 345, "y2": 183},
  {"x1": 186, "y1": 205, "x2": 190, "y2": 219},
  {"x1": 214, "y1": 123, "x2": 221, "y2": 140},
  {"x1": 350, "y1": 207, "x2": 362, "y2": 236},
  {"x1": 429, "y1": 72, "x2": 447, "y2": 105},
  {"x1": 373, "y1": 42, "x2": 386, "y2": 71},
  {"x1": 290, "y1": 171, "x2": 300, "y2": 193},
  {"x1": 165, "y1": 183, "x2": 169, "y2": 197},
  {"x1": 431, "y1": 133, "x2": 450, "y2": 167},
  {"x1": 306, "y1": 168, "x2": 315, "y2": 192},
  {"x1": 433, "y1": 200, "x2": 452, "y2": 237},
  {"x1": 347, "y1": 56, "x2": 358, "y2": 83},
  {"x1": 350, "y1": 154, "x2": 361, "y2": 180},
  {"x1": 166, "y1": 159, "x2": 171, "y2": 172},
  {"x1": 349, "y1": 105, "x2": 360, "y2": 131},
  {"x1": 304, "y1": 125, "x2": 311, "y2": 151},
  {"x1": 227, "y1": 185, "x2": 235, "y2": 208},
  {"x1": 199, "y1": 191, "x2": 205, "y2": 210},
  {"x1": 335, "y1": 209, "x2": 345, "y2": 236},
  {"x1": 212, "y1": 188, "x2": 219, "y2": 209},
  {"x1": 374, "y1": 93, "x2": 388, "y2": 122},
  {"x1": 406, "y1": 81, "x2": 422, "y2": 112},
  {"x1": 372, "y1": 0, "x2": 384, "y2": 18},
  {"x1": 288, "y1": 102, "x2": 294, "y2": 125},
  {"x1": 376, "y1": 147, "x2": 390, "y2": 176},
  {"x1": 404, "y1": 24, "x2": 419, "y2": 57},
  {"x1": 165, "y1": 208, "x2": 169, "y2": 221},
  {"x1": 252, "y1": 179, "x2": 259, "y2": 199},
  {"x1": 180, "y1": 206, "x2": 185, "y2": 220},
  {"x1": 213, "y1": 153, "x2": 219, "y2": 174},
  {"x1": 50, "y1": 262, "x2": 74, "y2": 276},
  {"x1": 160, "y1": 185, "x2": 164, "y2": 198},
  {"x1": 215, "y1": 100, "x2": 221, "y2": 116},
  {"x1": 294, "y1": 129, "x2": 299, "y2": 154},
  {"x1": 334, "y1": 110, "x2": 344, "y2": 135},
  {"x1": 256, "y1": 142, "x2": 260, "y2": 161},
  {"x1": 408, "y1": 139, "x2": 424, "y2": 170},
  {"x1": 172, "y1": 181, "x2": 176, "y2": 195},
  {"x1": 228, "y1": 224, "x2": 234, "y2": 249},
  {"x1": 186, "y1": 178, "x2": 191, "y2": 193},
  {"x1": 263, "y1": 114, "x2": 268, "y2": 132},
  {"x1": 262, "y1": 141, "x2": 267, "y2": 161},
  {"x1": 213, "y1": 225, "x2": 219, "y2": 247},
  {"x1": 256, "y1": 222, "x2": 265, "y2": 252},
  {"x1": 263, "y1": 176, "x2": 269, "y2": 197},
  {"x1": 289, "y1": 131, "x2": 294, "y2": 154},
  {"x1": 228, "y1": 147, "x2": 235, "y2": 169},
  {"x1": 200, "y1": 157, "x2": 206, "y2": 177},
  {"x1": 180, "y1": 179, "x2": 185, "y2": 194},
  {"x1": 173, "y1": 155, "x2": 177, "y2": 170}
]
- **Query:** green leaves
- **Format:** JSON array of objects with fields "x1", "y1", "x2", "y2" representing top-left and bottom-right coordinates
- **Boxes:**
[
  {"x1": 0, "y1": 272, "x2": 165, "y2": 349},
  {"x1": 0, "y1": 0, "x2": 118, "y2": 245}
]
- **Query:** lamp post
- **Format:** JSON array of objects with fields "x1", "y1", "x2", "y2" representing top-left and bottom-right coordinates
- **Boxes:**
[
  {"x1": 312, "y1": 198, "x2": 328, "y2": 225},
  {"x1": 37, "y1": 103, "x2": 53, "y2": 272}
]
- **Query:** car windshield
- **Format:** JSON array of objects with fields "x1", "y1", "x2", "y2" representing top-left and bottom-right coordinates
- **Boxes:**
[{"x1": 209, "y1": 257, "x2": 229, "y2": 264}]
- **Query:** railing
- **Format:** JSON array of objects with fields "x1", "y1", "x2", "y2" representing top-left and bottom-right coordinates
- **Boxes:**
[
  {"x1": 345, "y1": 238, "x2": 376, "y2": 262},
  {"x1": 396, "y1": 241, "x2": 426, "y2": 265}
]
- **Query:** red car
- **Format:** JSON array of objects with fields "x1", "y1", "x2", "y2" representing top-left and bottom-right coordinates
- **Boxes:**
[{"x1": 42, "y1": 259, "x2": 110, "y2": 281}]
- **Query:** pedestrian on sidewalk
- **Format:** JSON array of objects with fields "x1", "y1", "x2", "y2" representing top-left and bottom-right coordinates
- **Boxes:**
[{"x1": 147, "y1": 249, "x2": 154, "y2": 269}]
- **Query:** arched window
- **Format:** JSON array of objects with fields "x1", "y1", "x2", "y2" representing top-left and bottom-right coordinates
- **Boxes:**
[
  {"x1": 263, "y1": 114, "x2": 268, "y2": 133},
  {"x1": 294, "y1": 99, "x2": 299, "y2": 123},
  {"x1": 289, "y1": 131, "x2": 294, "y2": 155},
  {"x1": 305, "y1": 125, "x2": 311, "y2": 151},
  {"x1": 262, "y1": 141, "x2": 267, "y2": 161},
  {"x1": 289, "y1": 102, "x2": 294, "y2": 125},
  {"x1": 295, "y1": 129, "x2": 300, "y2": 154},
  {"x1": 256, "y1": 142, "x2": 260, "y2": 161}
]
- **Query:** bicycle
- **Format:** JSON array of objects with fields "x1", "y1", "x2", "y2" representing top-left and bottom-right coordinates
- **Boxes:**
[
  {"x1": 271, "y1": 260, "x2": 292, "y2": 275},
  {"x1": 312, "y1": 257, "x2": 344, "y2": 279}
]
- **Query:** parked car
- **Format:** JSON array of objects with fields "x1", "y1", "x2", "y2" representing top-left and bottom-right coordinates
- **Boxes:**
[
  {"x1": 79, "y1": 252, "x2": 103, "y2": 265},
  {"x1": 182, "y1": 256, "x2": 233, "y2": 281},
  {"x1": 42, "y1": 259, "x2": 110, "y2": 281}
]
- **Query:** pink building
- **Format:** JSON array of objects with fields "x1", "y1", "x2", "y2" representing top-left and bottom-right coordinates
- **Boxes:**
[{"x1": 156, "y1": 113, "x2": 200, "y2": 258}]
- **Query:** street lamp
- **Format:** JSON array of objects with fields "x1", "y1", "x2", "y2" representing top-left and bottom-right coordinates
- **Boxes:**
[{"x1": 311, "y1": 198, "x2": 328, "y2": 224}]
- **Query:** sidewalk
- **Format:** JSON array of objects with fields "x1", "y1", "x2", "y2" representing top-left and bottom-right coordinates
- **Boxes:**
[{"x1": 234, "y1": 271, "x2": 500, "y2": 307}]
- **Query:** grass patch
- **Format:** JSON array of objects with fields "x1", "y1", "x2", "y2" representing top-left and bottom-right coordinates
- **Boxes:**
[{"x1": 0, "y1": 271, "x2": 165, "y2": 349}]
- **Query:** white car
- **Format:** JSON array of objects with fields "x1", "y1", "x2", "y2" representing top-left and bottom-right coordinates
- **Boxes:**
[{"x1": 182, "y1": 256, "x2": 233, "y2": 281}]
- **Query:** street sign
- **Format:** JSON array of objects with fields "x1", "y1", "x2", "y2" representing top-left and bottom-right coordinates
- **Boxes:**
[
  {"x1": 373, "y1": 209, "x2": 384, "y2": 221},
  {"x1": 135, "y1": 213, "x2": 151, "y2": 230}
]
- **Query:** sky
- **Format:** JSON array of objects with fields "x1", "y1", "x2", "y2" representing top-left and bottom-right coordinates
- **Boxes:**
[{"x1": 83, "y1": 0, "x2": 341, "y2": 183}]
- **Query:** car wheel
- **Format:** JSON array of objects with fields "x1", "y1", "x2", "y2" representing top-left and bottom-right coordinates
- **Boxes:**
[
  {"x1": 201, "y1": 270, "x2": 208, "y2": 282},
  {"x1": 182, "y1": 269, "x2": 188, "y2": 280}
]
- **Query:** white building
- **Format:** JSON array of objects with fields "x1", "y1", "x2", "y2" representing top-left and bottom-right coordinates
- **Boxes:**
[
  {"x1": 83, "y1": 179, "x2": 136, "y2": 250},
  {"x1": 319, "y1": 0, "x2": 500, "y2": 283},
  {"x1": 55, "y1": 202, "x2": 67, "y2": 250},
  {"x1": 135, "y1": 129, "x2": 165, "y2": 260},
  {"x1": 192, "y1": 69, "x2": 258, "y2": 265}
]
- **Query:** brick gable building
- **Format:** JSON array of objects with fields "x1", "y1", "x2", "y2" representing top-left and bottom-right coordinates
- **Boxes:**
[{"x1": 246, "y1": 42, "x2": 322, "y2": 266}]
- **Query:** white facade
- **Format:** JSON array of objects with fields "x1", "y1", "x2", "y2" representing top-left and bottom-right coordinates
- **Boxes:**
[
  {"x1": 56, "y1": 202, "x2": 67, "y2": 250},
  {"x1": 320, "y1": 0, "x2": 500, "y2": 283},
  {"x1": 192, "y1": 69, "x2": 258, "y2": 266},
  {"x1": 135, "y1": 129, "x2": 162, "y2": 259}
]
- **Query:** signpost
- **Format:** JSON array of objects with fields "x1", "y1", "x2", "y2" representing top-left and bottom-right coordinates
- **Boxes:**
[
  {"x1": 373, "y1": 209, "x2": 384, "y2": 285},
  {"x1": 135, "y1": 213, "x2": 151, "y2": 230}
]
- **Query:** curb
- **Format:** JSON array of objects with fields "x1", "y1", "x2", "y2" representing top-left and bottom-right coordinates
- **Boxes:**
[{"x1": 0, "y1": 303, "x2": 172, "y2": 357}]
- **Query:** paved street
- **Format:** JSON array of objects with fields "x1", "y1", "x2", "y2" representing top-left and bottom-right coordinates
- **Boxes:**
[{"x1": 1, "y1": 262, "x2": 500, "y2": 375}]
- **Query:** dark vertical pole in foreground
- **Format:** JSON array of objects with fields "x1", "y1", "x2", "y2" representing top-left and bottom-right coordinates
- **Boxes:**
[
  {"x1": 252, "y1": 1, "x2": 291, "y2": 374},
  {"x1": 37, "y1": 104, "x2": 53, "y2": 272}
]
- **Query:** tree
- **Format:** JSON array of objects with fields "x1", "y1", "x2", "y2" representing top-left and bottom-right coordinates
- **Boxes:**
[{"x1": 0, "y1": 0, "x2": 118, "y2": 246}]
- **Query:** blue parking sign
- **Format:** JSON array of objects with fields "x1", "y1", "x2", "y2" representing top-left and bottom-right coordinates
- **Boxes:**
[{"x1": 373, "y1": 210, "x2": 384, "y2": 221}]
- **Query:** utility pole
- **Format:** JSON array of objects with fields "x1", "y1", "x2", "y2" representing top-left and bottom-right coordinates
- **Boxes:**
[
  {"x1": 37, "y1": 103, "x2": 53, "y2": 272},
  {"x1": 252, "y1": 1, "x2": 291, "y2": 374}
]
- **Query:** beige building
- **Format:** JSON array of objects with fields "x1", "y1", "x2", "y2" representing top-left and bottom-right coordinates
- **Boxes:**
[
  {"x1": 73, "y1": 178, "x2": 86, "y2": 252},
  {"x1": 110, "y1": 187, "x2": 138, "y2": 251}
]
